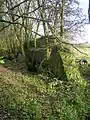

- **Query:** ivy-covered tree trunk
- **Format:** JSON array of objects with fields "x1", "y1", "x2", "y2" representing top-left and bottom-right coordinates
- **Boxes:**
[
  {"x1": 60, "y1": 0, "x2": 68, "y2": 81},
  {"x1": 60, "y1": 0, "x2": 65, "y2": 38},
  {"x1": 37, "y1": 0, "x2": 49, "y2": 61}
]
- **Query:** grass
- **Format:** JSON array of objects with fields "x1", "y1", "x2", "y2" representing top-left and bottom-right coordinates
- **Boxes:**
[
  {"x1": 0, "y1": 61, "x2": 58, "y2": 119},
  {"x1": 0, "y1": 58, "x2": 89, "y2": 120}
]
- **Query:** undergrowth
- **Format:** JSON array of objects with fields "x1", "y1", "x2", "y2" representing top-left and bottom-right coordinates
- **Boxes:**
[{"x1": 0, "y1": 64, "x2": 89, "y2": 120}]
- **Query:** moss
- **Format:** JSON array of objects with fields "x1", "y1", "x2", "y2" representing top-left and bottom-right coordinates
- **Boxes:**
[{"x1": 59, "y1": 44, "x2": 86, "y2": 88}]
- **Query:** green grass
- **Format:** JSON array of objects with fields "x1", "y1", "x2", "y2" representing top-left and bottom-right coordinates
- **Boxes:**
[
  {"x1": 0, "y1": 60, "x2": 89, "y2": 120},
  {"x1": 73, "y1": 43, "x2": 90, "y2": 59}
]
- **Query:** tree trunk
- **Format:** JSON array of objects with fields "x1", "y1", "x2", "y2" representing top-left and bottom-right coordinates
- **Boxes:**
[{"x1": 60, "y1": 0, "x2": 65, "y2": 38}]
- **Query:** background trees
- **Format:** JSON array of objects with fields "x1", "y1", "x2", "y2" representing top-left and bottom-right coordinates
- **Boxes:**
[{"x1": 0, "y1": 0, "x2": 87, "y2": 58}]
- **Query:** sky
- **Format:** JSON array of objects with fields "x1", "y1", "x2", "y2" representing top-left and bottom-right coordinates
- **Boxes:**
[{"x1": 78, "y1": 0, "x2": 90, "y2": 43}]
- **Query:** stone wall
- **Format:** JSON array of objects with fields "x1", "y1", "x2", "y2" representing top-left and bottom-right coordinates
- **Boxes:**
[{"x1": 49, "y1": 45, "x2": 67, "y2": 80}]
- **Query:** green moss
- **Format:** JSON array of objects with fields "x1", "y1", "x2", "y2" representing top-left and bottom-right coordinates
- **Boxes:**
[{"x1": 59, "y1": 45, "x2": 86, "y2": 88}]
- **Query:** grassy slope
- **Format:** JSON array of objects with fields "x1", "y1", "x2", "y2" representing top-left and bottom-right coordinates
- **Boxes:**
[
  {"x1": 0, "y1": 63, "x2": 40, "y2": 118},
  {"x1": 73, "y1": 43, "x2": 90, "y2": 61},
  {"x1": 0, "y1": 61, "x2": 58, "y2": 119},
  {"x1": 0, "y1": 56, "x2": 89, "y2": 119}
]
